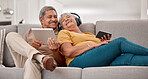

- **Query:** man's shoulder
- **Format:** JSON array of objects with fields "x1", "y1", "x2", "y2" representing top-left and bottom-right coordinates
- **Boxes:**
[{"x1": 23, "y1": 28, "x2": 36, "y2": 41}]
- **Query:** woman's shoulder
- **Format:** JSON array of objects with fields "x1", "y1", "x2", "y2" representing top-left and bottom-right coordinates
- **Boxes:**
[{"x1": 59, "y1": 30, "x2": 70, "y2": 34}]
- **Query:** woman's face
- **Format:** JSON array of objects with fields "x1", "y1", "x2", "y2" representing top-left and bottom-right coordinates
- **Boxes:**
[{"x1": 60, "y1": 14, "x2": 77, "y2": 30}]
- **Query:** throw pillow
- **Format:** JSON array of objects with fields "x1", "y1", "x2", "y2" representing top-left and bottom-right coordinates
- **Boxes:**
[{"x1": 0, "y1": 29, "x2": 6, "y2": 67}]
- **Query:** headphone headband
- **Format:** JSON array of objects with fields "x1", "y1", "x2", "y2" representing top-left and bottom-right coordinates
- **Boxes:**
[{"x1": 70, "y1": 12, "x2": 81, "y2": 19}]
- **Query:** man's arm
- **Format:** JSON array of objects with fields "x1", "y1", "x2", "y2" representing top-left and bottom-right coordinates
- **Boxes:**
[
  {"x1": 48, "y1": 38, "x2": 66, "y2": 66},
  {"x1": 52, "y1": 50, "x2": 66, "y2": 66},
  {"x1": 23, "y1": 29, "x2": 42, "y2": 50}
]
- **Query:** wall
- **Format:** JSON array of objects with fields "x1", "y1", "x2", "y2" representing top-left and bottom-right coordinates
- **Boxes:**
[
  {"x1": 15, "y1": 0, "x2": 62, "y2": 24},
  {"x1": 15, "y1": 0, "x2": 40, "y2": 24},
  {"x1": 0, "y1": 0, "x2": 15, "y2": 24},
  {"x1": 40, "y1": 0, "x2": 63, "y2": 17},
  {"x1": 141, "y1": 0, "x2": 148, "y2": 19},
  {"x1": 63, "y1": 0, "x2": 144, "y2": 23},
  {"x1": 0, "y1": 0, "x2": 148, "y2": 24}
]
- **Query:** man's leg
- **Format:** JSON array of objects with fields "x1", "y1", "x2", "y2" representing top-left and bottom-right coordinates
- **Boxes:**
[
  {"x1": 6, "y1": 32, "x2": 39, "y2": 67},
  {"x1": 24, "y1": 59, "x2": 42, "y2": 79},
  {"x1": 6, "y1": 32, "x2": 39, "y2": 60},
  {"x1": 6, "y1": 32, "x2": 44, "y2": 79},
  {"x1": 6, "y1": 32, "x2": 56, "y2": 78}
]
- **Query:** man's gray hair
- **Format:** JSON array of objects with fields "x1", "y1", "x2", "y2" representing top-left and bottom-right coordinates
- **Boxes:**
[
  {"x1": 59, "y1": 13, "x2": 75, "y2": 24},
  {"x1": 39, "y1": 6, "x2": 57, "y2": 19}
]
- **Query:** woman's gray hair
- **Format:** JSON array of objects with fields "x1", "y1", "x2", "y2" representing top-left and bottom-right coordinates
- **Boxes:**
[
  {"x1": 39, "y1": 6, "x2": 57, "y2": 19},
  {"x1": 59, "y1": 13, "x2": 75, "y2": 24}
]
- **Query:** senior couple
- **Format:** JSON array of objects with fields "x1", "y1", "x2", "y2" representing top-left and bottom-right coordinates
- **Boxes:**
[{"x1": 6, "y1": 6, "x2": 148, "y2": 79}]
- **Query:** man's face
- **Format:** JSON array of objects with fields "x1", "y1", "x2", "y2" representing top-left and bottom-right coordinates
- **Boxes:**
[{"x1": 40, "y1": 10, "x2": 58, "y2": 29}]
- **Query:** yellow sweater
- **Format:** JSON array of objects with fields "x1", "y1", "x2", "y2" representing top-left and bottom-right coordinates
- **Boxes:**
[{"x1": 57, "y1": 30, "x2": 101, "y2": 66}]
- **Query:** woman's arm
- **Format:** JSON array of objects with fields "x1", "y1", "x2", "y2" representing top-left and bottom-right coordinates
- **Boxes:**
[{"x1": 60, "y1": 40, "x2": 111, "y2": 58}]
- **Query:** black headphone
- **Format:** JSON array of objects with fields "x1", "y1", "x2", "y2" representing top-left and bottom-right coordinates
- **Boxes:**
[
  {"x1": 70, "y1": 12, "x2": 82, "y2": 26},
  {"x1": 58, "y1": 12, "x2": 82, "y2": 31}
]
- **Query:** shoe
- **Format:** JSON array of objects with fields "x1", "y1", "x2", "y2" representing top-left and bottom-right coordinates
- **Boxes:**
[{"x1": 42, "y1": 56, "x2": 57, "y2": 71}]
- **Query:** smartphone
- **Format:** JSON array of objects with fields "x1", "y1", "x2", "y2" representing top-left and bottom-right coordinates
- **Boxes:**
[{"x1": 96, "y1": 31, "x2": 112, "y2": 40}]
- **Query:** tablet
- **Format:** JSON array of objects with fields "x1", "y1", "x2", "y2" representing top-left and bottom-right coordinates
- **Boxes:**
[{"x1": 31, "y1": 28, "x2": 57, "y2": 44}]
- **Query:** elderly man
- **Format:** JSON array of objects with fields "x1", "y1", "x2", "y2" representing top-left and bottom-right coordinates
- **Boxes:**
[{"x1": 6, "y1": 6, "x2": 65, "y2": 79}]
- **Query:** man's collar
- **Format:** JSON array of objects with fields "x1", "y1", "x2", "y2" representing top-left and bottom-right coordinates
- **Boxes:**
[{"x1": 54, "y1": 27, "x2": 58, "y2": 35}]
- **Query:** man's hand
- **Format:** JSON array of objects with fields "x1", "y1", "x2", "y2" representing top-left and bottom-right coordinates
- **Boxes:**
[
  {"x1": 31, "y1": 40, "x2": 42, "y2": 50},
  {"x1": 48, "y1": 38, "x2": 61, "y2": 52},
  {"x1": 100, "y1": 34, "x2": 112, "y2": 41}
]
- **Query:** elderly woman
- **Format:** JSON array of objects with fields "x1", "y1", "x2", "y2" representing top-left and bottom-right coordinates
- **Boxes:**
[{"x1": 56, "y1": 13, "x2": 148, "y2": 68}]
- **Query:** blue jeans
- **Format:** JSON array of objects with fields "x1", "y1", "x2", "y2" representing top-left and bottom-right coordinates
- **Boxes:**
[{"x1": 68, "y1": 37, "x2": 148, "y2": 68}]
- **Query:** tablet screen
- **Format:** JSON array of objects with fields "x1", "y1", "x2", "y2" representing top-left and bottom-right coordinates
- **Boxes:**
[{"x1": 31, "y1": 28, "x2": 57, "y2": 44}]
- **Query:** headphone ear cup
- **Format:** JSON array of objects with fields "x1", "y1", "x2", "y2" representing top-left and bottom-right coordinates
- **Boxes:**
[
  {"x1": 58, "y1": 22, "x2": 64, "y2": 31},
  {"x1": 70, "y1": 12, "x2": 82, "y2": 26},
  {"x1": 59, "y1": 24, "x2": 64, "y2": 31},
  {"x1": 75, "y1": 18, "x2": 82, "y2": 26}
]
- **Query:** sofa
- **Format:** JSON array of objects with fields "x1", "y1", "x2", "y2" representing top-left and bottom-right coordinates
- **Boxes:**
[{"x1": 0, "y1": 20, "x2": 148, "y2": 79}]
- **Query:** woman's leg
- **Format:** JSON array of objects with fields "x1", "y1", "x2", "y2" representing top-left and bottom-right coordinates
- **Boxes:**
[
  {"x1": 69, "y1": 37, "x2": 148, "y2": 68},
  {"x1": 111, "y1": 53, "x2": 148, "y2": 66}
]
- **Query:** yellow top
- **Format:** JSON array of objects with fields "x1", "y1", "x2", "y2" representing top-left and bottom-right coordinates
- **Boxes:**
[{"x1": 57, "y1": 30, "x2": 101, "y2": 66}]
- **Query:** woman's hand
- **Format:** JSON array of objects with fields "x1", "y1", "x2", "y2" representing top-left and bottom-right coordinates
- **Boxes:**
[
  {"x1": 31, "y1": 40, "x2": 42, "y2": 50},
  {"x1": 100, "y1": 34, "x2": 112, "y2": 41},
  {"x1": 92, "y1": 40, "x2": 112, "y2": 48},
  {"x1": 48, "y1": 38, "x2": 61, "y2": 52}
]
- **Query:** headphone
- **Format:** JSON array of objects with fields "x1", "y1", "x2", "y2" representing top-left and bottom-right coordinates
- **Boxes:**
[
  {"x1": 70, "y1": 12, "x2": 82, "y2": 26},
  {"x1": 58, "y1": 12, "x2": 82, "y2": 31}
]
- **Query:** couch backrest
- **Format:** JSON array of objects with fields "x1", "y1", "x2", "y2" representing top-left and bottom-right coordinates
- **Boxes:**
[
  {"x1": 17, "y1": 24, "x2": 42, "y2": 36},
  {"x1": 2, "y1": 23, "x2": 95, "y2": 67},
  {"x1": 96, "y1": 20, "x2": 148, "y2": 48},
  {"x1": 79, "y1": 23, "x2": 96, "y2": 34}
]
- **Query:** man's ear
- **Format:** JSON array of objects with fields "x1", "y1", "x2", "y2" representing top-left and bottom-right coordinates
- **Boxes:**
[{"x1": 39, "y1": 17, "x2": 43, "y2": 25}]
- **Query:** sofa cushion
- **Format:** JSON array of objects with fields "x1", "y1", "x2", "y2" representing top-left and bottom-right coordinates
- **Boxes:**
[
  {"x1": 79, "y1": 23, "x2": 96, "y2": 34},
  {"x1": 96, "y1": 20, "x2": 148, "y2": 48},
  {"x1": 0, "y1": 25, "x2": 17, "y2": 67},
  {"x1": 17, "y1": 24, "x2": 41, "y2": 36},
  {"x1": 0, "y1": 67, "x2": 23, "y2": 79},
  {"x1": 82, "y1": 66, "x2": 148, "y2": 79},
  {"x1": 0, "y1": 29, "x2": 6, "y2": 67},
  {"x1": 42, "y1": 67, "x2": 82, "y2": 79},
  {"x1": 0, "y1": 67, "x2": 81, "y2": 79}
]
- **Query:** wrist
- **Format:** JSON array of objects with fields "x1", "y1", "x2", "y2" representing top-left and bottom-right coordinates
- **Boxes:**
[
  {"x1": 52, "y1": 49, "x2": 59, "y2": 53},
  {"x1": 87, "y1": 44, "x2": 95, "y2": 49}
]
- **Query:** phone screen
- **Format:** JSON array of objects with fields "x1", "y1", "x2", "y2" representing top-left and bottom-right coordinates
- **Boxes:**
[{"x1": 96, "y1": 31, "x2": 112, "y2": 39}]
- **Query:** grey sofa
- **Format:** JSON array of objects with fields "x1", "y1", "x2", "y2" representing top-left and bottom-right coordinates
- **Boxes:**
[{"x1": 0, "y1": 20, "x2": 148, "y2": 79}]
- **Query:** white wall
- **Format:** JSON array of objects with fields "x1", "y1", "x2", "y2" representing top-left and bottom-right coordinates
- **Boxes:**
[
  {"x1": 141, "y1": 0, "x2": 148, "y2": 19},
  {"x1": 0, "y1": 0, "x2": 14, "y2": 23},
  {"x1": 63, "y1": 0, "x2": 142, "y2": 23},
  {"x1": 15, "y1": 0, "x2": 40, "y2": 24},
  {"x1": 14, "y1": 0, "x2": 63, "y2": 24},
  {"x1": 0, "y1": 0, "x2": 148, "y2": 25},
  {"x1": 39, "y1": 0, "x2": 63, "y2": 20}
]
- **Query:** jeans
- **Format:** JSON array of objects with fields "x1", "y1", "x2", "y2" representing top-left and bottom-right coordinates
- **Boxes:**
[{"x1": 68, "y1": 37, "x2": 148, "y2": 68}]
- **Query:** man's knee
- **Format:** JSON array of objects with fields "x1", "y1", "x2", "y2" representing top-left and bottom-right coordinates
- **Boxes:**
[{"x1": 6, "y1": 32, "x2": 20, "y2": 43}]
